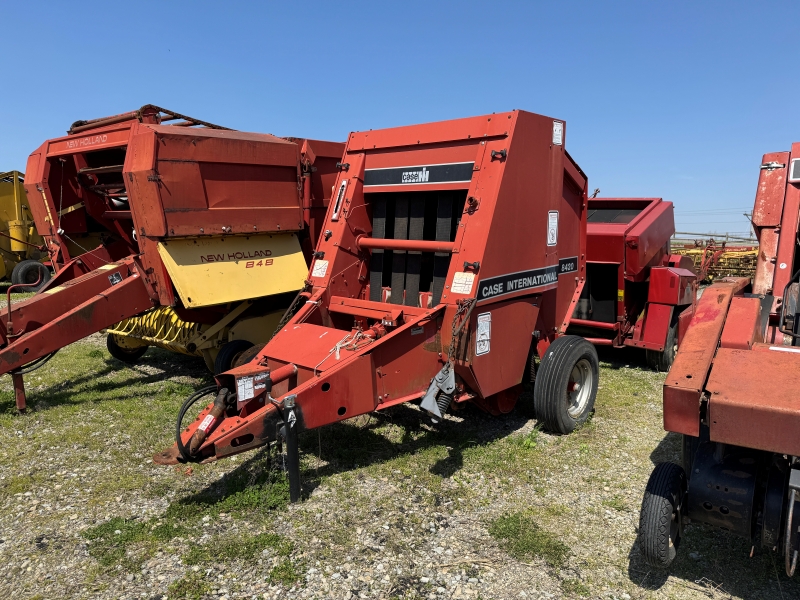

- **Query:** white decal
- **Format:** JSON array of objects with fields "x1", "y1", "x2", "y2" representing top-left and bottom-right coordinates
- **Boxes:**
[
  {"x1": 780, "y1": 262, "x2": 787, "y2": 269},
  {"x1": 451, "y1": 271, "x2": 475, "y2": 295},
  {"x1": 198, "y1": 414, "x2": 215, "y2": 432},
  {"x1": 476, "y1": 312, "x2": 491, "y2": 356},
  {"x1": 401, "y1": 167, "x2": 430, "y2": 183},
  {"x1": 311, "y1": 259, "x2": 329, "y2": 278},
  {"x1": 547, "y1": 211, "x2": 559, "y2": 246},
  {"x1": 236, "y1": 376, "x2": 254, "y2": 401},
  {"x1": 287, "y1": 409, "x2": 297, "y2": 428},
  {"x1": 552, "y1": 121, "x2": 563, "y2": 146}
]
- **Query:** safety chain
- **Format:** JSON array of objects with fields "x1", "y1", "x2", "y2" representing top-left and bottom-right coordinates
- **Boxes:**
[
  {"x1": 271, "y1": 284, "x2": 312, "y2": 338},
  {"x1": 446, "y1": 298, "x2": 477, "y2": 365}
]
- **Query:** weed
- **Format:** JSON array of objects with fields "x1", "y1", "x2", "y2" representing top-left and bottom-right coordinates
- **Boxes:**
[
  {"x1": 168, "y1": 571, "x2": 211, "y2": 600},
  {"x1": 4, "y1": 474, "x2": 33, "y2": 495},
  {"x1": 513, "y1": 427, "x2": 541, "y2": 450},
  {"x1": 82, "y1": 517, "x2": 189, "y2": 570},
  {"x1": 603, "y1": 495, "x2": 626, "y2": 512},
  {"x1": 488, "y1": 512, "x2": 570, "y2": 568},
  {"x1": 268, "y1": 557, "x2": 303, "y2": 586},
  {"x1": 183, "y1": 531, "x2": 292, "y2": 565},
  {"x1": 560, "y1": 577, "x2": 590, "y2": 596},
  {"x1": 87, "y1": 349, "x2": 103, "y2": 359}
]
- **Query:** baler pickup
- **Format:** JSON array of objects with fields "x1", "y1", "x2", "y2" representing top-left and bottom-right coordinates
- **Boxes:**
[{"x1": 157, "y1": 110, "x2": 602, "y2": 504}]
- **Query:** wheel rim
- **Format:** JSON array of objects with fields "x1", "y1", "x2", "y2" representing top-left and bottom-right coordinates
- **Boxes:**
[
  {"x1": 566, "y1": 358, "x2": 593, "y2": 418},
  {"x1": 25, "y1": 268, "x2": 41, "y2": 285}
]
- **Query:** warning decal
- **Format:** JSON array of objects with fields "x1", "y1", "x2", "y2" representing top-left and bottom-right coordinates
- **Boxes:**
[
  {"x1": 547, "y1": 211, "x2": 558, "y2": 246},
  {"x1": 451, "y1": 271, "x2": 475, "y2": 295},
  {"x1": 311, "y1": 259, "x2": 329, "y2": 278},
  {"x1": 237, "y1": 376, "x2": 255, "y2": 401},
  {"x1": 476, "y1": 312, "x2": 491, "y2": 356}
]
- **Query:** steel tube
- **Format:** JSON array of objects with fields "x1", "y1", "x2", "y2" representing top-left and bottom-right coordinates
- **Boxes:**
[
  {"x1": 584, "y1": 337, "x2": 614, "y2": 346},
  {"x1": 270, "y1": 363, "x2": 297, "y2": 386},
  {"x1": 356, "y1": 236, "x2": 455, "y2": 253},
  {"x1": 570, "y1": 318, "x2": 618, "y2": 331}
]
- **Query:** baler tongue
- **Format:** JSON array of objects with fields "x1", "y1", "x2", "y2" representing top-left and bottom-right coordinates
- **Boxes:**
[
  {"x1": 0, "y1": 257, "x2": 153, "y2": 410},
  {"x1": 160, "y1": 110, "x2": 598, "y2": 505}
]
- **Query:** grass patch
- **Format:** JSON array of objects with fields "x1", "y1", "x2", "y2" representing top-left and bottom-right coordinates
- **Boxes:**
[
  {"x1": 268, "y1": 557, "x2": 303, "y2": 586},
  {"x1": 183, "y1": 531, "x2": 292, "y2": 565},
  {"x1": 560, "y1": 577, "x2": 590, "y2": 596},
  {"x1": 164, "y1": 455, "x2": 289, "y2": 519},
  {"x1": 602, "y1": 495, "x2": 627, "y2": 512},
  {"x1": 488, "y1": 512, "x2": 570, "y2": 568},
  {"x1": 168, "y1": 571, "x2": 212, "y2": 599},
  {"x1": 512, "y1": 427, "x2": 541, "y2": 450},
  {"x1": 82, "y1": 517, "x2": 190, "y2": 570}
]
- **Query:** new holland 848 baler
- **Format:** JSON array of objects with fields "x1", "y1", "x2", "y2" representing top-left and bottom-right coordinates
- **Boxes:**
[
  {"x1": 156, "y1": 110, "x2": 604, "y2": 502},
  {"x1": 1, "y1": 105, "x2": 343, "y2": 411},
  {"x1": 639, "y1": 145, "x2": 800, "y2": 575}
]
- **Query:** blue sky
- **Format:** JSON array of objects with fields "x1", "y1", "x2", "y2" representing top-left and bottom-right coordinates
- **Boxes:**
[{"x1": 2, "y1": 1, "x2": 797, "y2": 237}]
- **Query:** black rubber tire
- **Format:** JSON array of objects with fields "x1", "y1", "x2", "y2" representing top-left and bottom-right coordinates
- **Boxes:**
[
  {"x1": 233, "y1": 342, "x2": 265, "y2": 369},
  {"x1": 646, "y1": 317, "x2": 678, "y2": 372},
  {"x1": 533, "y1": 335, "x2": 599, "y2": 434},
  {"x1": 106, "y1": 334, "x2": 148, "y2": 363},
  {"x1": 639, "y1": 462, "x2": 687, "y2": 568},
  {"x1": 11, "y1": 260, "x2": 51, "y2": 292},
  {"x1": 214, "y1": 339, "x2": 254, "y2": 375}
]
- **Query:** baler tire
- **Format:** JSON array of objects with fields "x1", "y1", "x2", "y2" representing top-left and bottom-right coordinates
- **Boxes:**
[
  {"x1": 646, "y1": 319, "x2": 678, "y2": 372},
  {"x1": 533, "y1": 335, "x2": 598, "y2": 434},
  {"x1": 106, "y1": 334, "x2": 148, "y2": 363},
  {"x1": 233, "y1": 343, "x2": 266, "y2": 369},
  {"x1": 11, "y1": 260, "x2": 51, "y2": 292},
  {"x1": 639, "y1": 462, "x2": 686, "y2": 568},
  {"x1": 215, "y1": 340, "x2": 254, "y2": 375}
]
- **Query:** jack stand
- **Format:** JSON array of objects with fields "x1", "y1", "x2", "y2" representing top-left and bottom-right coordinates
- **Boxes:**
[
  {"x1": 283, "y1": 394, "x2": 301, "y2": 503},
  {"x1": 12, "y1": 372, "x2": 26, "y2": 413}
]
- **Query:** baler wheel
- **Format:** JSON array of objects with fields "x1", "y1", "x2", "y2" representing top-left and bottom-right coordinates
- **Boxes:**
[
  {"x1": 639, "y1": 462, "x2": 686, "y2": 568},
  {"x1": 11, "y1": 260, "x2": 51, "y2": 292},
  {"x1": 533, "y1": 335, "x2": 598, "y2": 434},
  {"x1": 233, "y1": 343, "x2": 266, "y2": 369},
  {"x1": 106, "y1": 334, "x2": 149, "y2": 363},
  {"x1": 646, "y1": 319, "x2": 678, "y2": 372},
  {"x1": 215, "y1": 340, "x2": 254, "y2": 375}
]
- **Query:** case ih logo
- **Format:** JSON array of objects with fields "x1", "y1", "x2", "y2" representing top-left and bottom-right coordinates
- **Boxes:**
[
  {"x1": 200, "y1": 249, "x2": 273, "y2": 263},
  {"x1": 401, "y1": 167, "x2": 430, "y2": 184},
  {"x1": 65, "y1": 134, "x2": 108, "y2": 149}
]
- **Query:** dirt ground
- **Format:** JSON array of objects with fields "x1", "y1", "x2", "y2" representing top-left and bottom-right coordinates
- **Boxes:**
[{"x1": 0, "y1": 335, "x2": 797, "y2": 600}]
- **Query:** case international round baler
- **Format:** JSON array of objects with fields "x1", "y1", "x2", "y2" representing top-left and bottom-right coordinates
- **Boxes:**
[
  {"x1": 0, "y1": 105, "x2": 344, "y2": 410},
  {"x1": 640, "y1": 145, "x2": 800, "y2": 576},
  {"x1": 156, "y1": 110, "x2": 603, "y2": 502}
]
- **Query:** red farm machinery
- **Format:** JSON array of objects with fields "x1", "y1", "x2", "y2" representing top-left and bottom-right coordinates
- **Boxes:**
[
  {"x1": 3, "y1": 105, "x2": 343, "y2": 411},
  {"x1": 569, "y1": 197, "x2": 698, "y2": 369},
  {"x1": 155, "y1": 110, "x2": 604, "y2": 503},
  {"x1": 639, "y1": 145, "x2": 800, "y2": 576}
]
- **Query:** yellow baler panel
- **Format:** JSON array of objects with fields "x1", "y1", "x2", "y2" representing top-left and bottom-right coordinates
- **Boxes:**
[{"x1": 157, "y1": 233, "x2": 308, "y2": 308}]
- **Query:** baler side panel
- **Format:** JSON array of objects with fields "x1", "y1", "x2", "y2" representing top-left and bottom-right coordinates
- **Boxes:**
[
  {"x1": 125, "y1": 127, "x2": 167, "y2": 237},
  {"x1": 771, "y1": 144, "x2": 800, "y2": 299},
  {"x1": 624, "y1": 201, "x2": 674, "y2": 281}
]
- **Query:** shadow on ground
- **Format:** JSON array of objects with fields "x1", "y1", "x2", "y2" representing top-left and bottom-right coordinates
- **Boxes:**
[{"x1": 0, "y1": 346, "x2": 211, "y2": 415}]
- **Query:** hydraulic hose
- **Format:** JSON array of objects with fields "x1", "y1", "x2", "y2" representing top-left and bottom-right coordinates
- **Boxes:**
[{"x1": 175, "y1": 385, "x2": 218, "y2": 463}]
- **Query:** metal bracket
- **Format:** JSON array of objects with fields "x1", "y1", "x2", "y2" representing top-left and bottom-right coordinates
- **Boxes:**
[
  {"x1": 420, "y1": 363, "x2": 456, "y2": 419},
  {"x1": 761, "y1": 162, "x2": 786, "y2": 171}
]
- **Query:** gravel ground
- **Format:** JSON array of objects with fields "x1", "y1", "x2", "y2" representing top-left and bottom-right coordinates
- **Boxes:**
[{"x1": 0, "y1": 333, "x2": 797, "y2": 600}]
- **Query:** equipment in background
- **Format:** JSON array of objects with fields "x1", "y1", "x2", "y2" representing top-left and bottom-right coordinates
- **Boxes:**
[
  {"x1": 156, "y1": 110, "x2": 601, "y2": 504},
  {"x1": 0, "y1": 105, "x2": 343, "y2": 411},
  {"x1": 0, "y1": 171, "x2": 49, "y2": 291},
  {"x1": 672, "y1": 239, "x2": 758, "y2": 282},
  {"x1": 567, "y1": 197, "x2": 698, "y2": 370},
  {"x1": 639, "y1": 146, "x2": 800, "y2": 577}
]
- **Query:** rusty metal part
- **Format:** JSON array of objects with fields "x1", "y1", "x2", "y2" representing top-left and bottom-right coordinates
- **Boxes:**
[{"x1": 188, "y1": 387, "x2": 229, "y2": 455}]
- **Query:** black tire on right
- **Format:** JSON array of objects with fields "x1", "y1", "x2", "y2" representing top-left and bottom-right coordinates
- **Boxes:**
[
  {"x1": 215, "y1": 339, "x2": 255, "y2": 375},
  {"x1": 11, "y1": 260, "x2": 51, "y2": 292},
  {"x1": 646, "y1": 316, "x2": 678, "y2": 372},
  {"x1": 233, "y1": 342, "x2": 266, "y2": 369},
  {"x1": 639, "y1": 462, "x2": 687, "y2": 568},
  {"x1": 106, "y1": 334, "x2": 148, "y2": 363},
  {"x1": 533, "y1": 335, "x2": 599, "y2": 434}
]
